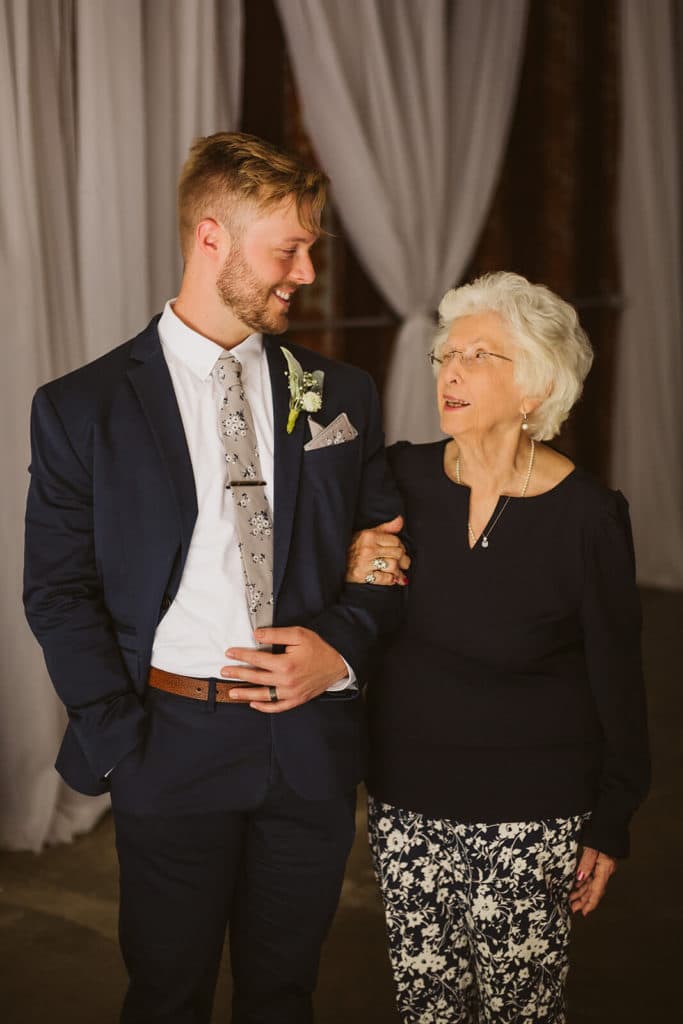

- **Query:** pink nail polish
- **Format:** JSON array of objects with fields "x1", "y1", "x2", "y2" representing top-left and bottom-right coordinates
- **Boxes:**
[{"x1": 576, "y1": 870, "x2": 586, "y2": 882}]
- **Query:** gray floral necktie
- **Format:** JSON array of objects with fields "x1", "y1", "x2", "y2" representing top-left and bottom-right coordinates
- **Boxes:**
[{"x1": 214, "y1": 353, "x2": 273, "y2": 629}]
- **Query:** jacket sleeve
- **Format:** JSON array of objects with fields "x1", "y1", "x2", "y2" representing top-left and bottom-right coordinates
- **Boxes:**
[
  {"x1": 305, "y1": 373, "x2": 405, "y2": 683},
  {"x1": 23, "y1": 387, "x2": 146, "y2": 780},
  {"x1": 579, "y1": 490, "x2": 651, "y2": 858}
]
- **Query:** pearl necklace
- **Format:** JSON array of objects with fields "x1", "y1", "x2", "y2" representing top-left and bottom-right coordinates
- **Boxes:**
[{"x1": 455, "y1": 439, "x2": 535, "y2": 549}]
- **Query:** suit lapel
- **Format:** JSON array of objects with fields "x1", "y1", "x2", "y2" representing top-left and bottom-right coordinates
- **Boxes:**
[
  {"x1": 127, "y1": 320, "x2": 198, "y2": 560},
  {"x1": 127, "y1": 327, "x2": 305, "y2": 605},
  {"x1": 265, "y1": 336, "x2": 305, "y2": 604}
]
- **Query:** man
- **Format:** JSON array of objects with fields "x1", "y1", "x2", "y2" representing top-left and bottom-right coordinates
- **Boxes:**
[{"x1": 24, "y1": 132, "x2": 405, "y2": 1023}]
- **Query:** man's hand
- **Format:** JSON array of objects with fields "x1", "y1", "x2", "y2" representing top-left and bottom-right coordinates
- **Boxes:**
[
  {"x1": 222, "y1": 627, "x2": 347, "y2": 713},
  {"x1": 345, "y1": 515, "x2": 410, "y2": 586},
  {"x1": 569, "y1": 846, "x2": 617, "y2": 916}
]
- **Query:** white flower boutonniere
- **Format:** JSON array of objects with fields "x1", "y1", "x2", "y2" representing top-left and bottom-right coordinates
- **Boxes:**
[{"x1": 281, "y1": 347, "x2": 324, "y2": 434}]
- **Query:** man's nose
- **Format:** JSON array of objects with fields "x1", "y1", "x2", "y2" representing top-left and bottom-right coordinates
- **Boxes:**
[{"x1": 292, "y1": 250, "x2": 315, "y2": 285}]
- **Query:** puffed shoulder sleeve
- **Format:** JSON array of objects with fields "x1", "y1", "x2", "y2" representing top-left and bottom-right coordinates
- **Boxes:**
[{"x1": 579, "y1": 490, "x2": 650, "y2": 858}]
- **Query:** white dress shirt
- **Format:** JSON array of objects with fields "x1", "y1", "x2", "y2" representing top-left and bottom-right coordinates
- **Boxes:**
[{"x1": 151, "y1": 301, "x2": 354, "y2": 689}]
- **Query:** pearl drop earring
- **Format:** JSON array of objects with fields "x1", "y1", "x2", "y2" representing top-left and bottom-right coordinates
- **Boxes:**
[{"x1": 521, "y1": 412, "x2": 529, "y2": 431}]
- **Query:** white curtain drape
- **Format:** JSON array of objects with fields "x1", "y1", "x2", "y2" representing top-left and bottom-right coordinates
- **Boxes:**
[
  {"x1": 612, "y1": 0, "x2": 683, "y2": 588},
  {"x1": 0, "y1": 0, "x2": 243, "y2": 851},
  {"x1": 78, "y1": 0, "x2": 244, "y2": 356},
  {"x1": 276, "y1": 0, "x2": 528, "y2": 443}
]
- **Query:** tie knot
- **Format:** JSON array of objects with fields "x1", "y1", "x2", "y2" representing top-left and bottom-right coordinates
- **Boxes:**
[{"x1": 216, "y1": 353, "x2": 242, "y2": 384}]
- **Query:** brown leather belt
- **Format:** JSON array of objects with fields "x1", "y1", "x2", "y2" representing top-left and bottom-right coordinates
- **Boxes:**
[{"x1": 148, "y1": 666, "x2": 255, "y2": 703}]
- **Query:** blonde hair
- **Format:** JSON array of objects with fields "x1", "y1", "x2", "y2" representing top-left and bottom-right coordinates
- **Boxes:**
[
  {"x1": 434, "y1": 272, "x2": 594, "y2": 440},
  {"x1": 177, "y1": 132, "x2": 328, "y2": 260}
]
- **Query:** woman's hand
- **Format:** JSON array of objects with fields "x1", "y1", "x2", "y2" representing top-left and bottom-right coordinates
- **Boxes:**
[
  {"x1": 346, "y1": 515, "x2": 410, "y2": 586},
  {"x1": 569, "y1": 846, "x2": 617, "y2": 916}
]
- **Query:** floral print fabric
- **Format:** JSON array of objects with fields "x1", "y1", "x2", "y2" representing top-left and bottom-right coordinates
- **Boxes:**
[
  {"x1": 214, "y1": 353, "x2": 273, "y2": 628},
  {"x1": 368, "y1": 797, "x2": 588, "y2": 1023}
]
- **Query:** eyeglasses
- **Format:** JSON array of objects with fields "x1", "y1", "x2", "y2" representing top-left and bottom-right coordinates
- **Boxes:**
[{"x1": 428, "y1": 347, "x2": 514, "y2": 370}]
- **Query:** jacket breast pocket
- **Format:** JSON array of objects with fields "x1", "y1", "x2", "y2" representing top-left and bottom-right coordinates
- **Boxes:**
[
  {"x1": 302, "y1": 436, "x2": 362, "y2": 507},
  {"x1": 303, "y1": 435, "x2": 361, "y2": 472}
]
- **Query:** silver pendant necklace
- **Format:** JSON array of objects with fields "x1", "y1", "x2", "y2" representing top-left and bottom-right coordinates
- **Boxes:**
[{"x1": 455, "y1": 439, "x2": 535, "y2": 549}]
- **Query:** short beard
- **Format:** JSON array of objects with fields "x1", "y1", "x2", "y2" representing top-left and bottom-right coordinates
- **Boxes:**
[{"x1": 216, "y1": 244, "x2": 288, "y2": 335}]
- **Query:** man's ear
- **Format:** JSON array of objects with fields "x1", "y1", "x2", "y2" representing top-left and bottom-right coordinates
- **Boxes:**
[{"x1": 195, "y1": 218, "x2": 226, "y2": 262}]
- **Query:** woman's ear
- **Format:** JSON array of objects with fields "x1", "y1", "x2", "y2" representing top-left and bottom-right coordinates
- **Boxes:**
[{"x1": 520, "y1": 395, "x2": 544, "y2": 418}]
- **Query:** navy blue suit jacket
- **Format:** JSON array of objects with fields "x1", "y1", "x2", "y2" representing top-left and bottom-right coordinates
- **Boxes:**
[{"x1": 23, "y1": 318, "x2": 403, "y2": 803}]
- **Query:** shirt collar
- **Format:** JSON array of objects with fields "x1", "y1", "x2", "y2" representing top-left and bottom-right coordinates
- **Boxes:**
[{"x1": 158, "y1": 300, "x2": 263, "y2": 381}]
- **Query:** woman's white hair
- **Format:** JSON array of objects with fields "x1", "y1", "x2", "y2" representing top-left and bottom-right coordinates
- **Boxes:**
[{"x1": 433, "y1": 271, "x2": 594, "y2": 441}]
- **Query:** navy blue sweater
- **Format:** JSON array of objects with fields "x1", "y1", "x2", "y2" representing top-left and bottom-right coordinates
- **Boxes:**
[{"x1": 367, "y1": 441, "x2": 650, "y2": 859}]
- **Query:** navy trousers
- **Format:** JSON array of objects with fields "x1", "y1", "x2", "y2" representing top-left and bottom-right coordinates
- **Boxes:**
[{"x1": 110, "y1": 689, "x2": 356, "y2": 1024}]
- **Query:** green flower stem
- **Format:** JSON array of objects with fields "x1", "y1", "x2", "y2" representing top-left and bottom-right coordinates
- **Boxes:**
[{"x1": 286, "y1": 405, "x2": 300, "y2": 434}]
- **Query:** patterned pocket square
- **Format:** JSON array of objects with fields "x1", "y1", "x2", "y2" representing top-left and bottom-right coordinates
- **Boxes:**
[{"x1": 304, "y1": 413, "x2": 359, "y2": 451}]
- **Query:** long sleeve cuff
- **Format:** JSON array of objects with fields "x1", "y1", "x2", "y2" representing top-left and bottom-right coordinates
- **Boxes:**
[{"x1": 326, "y1": 655, "x2": 357, "y2": 692}]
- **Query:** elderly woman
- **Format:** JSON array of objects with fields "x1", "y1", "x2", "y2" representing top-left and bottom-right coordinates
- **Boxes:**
[{"x1": 347, "y1": 272, "x2": 649, "y2": 1024}]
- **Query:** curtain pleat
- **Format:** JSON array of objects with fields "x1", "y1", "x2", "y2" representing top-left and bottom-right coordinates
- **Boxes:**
[
  {"x1": 0, "y1": 0, "x2": 243, "y2": 850},
  {"x1": 277, "y1": 0, "x2": 528, "y2": 443},
  {"x1": 612, "y1": 0, "x2": 683, "y2": 588}
]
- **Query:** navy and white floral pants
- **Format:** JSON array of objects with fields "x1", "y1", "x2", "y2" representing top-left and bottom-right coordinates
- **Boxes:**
[{"x1": 368, "y1": 796, "x2": 588, "y2": 1024}]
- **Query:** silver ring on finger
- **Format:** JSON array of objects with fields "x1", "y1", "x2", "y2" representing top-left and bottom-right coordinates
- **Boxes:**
[
  {"x1": 364, "y1": 572, "x2": 377, "y2": 584},
  {"x1": 268, "y1": 685, "x2": 278, "y2": 703},
  {"x1": 372, "y1": 557, "x2": 389, "y2": 571}
]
